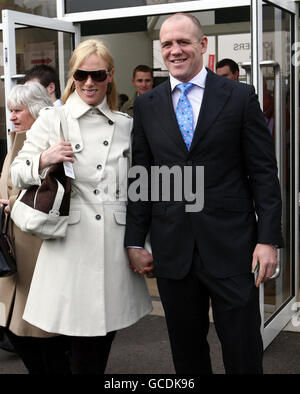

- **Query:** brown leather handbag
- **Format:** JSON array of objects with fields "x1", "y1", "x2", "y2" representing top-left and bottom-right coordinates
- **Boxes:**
[{"x1": 11, "y1": 107, "x2": 72, "y2": 240}]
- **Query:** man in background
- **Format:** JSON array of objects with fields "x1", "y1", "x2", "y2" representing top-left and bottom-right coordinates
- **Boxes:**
[
  {"x1": 24, "y1": 64, "x2": 62, "y2": 106},
  {"x1": 121, "y1": 65, "x2": 153, "y2": 116},
  {"x1": 216, "y1": 58, "x2": 239, "y2": 81}
]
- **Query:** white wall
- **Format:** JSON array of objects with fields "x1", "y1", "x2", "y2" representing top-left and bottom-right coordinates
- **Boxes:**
[{"x1": 83, "y1": 31, "x2": 153, "y2": 98}]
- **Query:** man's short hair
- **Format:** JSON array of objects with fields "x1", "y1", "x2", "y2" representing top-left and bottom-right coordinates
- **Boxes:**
[
  {"x1": 216, "y1": 58, "x2": 239, "y2": 75},
  {"x1": 133, "y1": 65, "x2": 153, "y2": 79},
  {"x1": 24, "y1": 64, "x2": 61, "y2": 99}
]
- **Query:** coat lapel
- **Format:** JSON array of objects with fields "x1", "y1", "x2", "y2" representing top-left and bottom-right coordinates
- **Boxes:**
[
  {"x1": 150, "y1": 80, "x2": 189, "y2": 154},
  {"x1": 190, "y1": 69, "x2": 233, "y2": 152}
]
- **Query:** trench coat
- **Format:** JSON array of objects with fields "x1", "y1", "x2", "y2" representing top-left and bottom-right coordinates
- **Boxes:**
[
  {"x1": 10, "y1": 92, "x2": 152, "y2": 336},
  {"x1": 0, "y1": 130, "x2": 53, "y2": 337}
]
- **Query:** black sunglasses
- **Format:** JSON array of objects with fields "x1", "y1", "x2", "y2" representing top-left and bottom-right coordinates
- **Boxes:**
[{"x1": 73, "y1": 69, "x2": 110, "y2": 82}]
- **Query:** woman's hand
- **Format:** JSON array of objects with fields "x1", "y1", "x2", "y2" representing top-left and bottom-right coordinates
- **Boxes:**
[
  {"x1": 0, "y1": 199, "x2": 10, "y2": 213},
  {"x1": 39, "y1": 141, "x2": 74, "y2": 171}
]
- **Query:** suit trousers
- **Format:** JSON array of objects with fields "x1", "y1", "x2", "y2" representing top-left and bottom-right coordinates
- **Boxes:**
[{"x1": 156, "y1": 247, "x2": 263, "y2": 374}]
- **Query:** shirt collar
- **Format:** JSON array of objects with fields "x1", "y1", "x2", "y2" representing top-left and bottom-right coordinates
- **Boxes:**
[
  {"x1": 66, "y1": 90, "x2": 115, "y2": 122},
  {"x1": 170, "y1": 66, "x2": 207, "y2": 92}
]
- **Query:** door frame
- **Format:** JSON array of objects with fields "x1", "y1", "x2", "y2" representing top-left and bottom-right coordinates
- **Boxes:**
[
  {"x1": 251, "y1": 0, "x2": 299, "y2": 347},
  {"x1": 1, "y1": 9, "x2": 80, "y2": 144}
]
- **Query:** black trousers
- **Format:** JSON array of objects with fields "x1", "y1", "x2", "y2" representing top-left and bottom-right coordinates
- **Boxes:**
[
  {"x1": 6, "y1": 329, "x2": 71, "y2": 374},
  {"x1": 6, "y1": 329, "x2": 116, "y2": 374},
  {"x1": 68, "y1": 331, "x2": 116, "y2": 374},
  {"x1": 156, "y1": 248, "x2": 263, "y2": 374}
]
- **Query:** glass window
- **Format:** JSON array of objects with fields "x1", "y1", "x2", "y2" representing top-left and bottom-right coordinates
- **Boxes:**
[
  {"x1": 0, "y1": 0, "x2": 56, "y2": 21},
  {"x1": 65, "y1": 0, "x2": 198, "y2": 13}
]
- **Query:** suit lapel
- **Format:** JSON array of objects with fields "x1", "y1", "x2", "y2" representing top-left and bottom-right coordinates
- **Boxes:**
[
  {"x1": 190, "y1": 69, "x2": 233, "y2": 152},
  {"x1": 150, "y1": 80, "x2": 189, "y2": 154}
]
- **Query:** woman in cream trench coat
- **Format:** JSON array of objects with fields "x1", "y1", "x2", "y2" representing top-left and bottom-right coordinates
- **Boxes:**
[
  {"x1": 10, "y1": 40, "x2": 152, "y2": 374},
  {"x1": 0, "y1": 82, "x2": 70, "y2": 374}
]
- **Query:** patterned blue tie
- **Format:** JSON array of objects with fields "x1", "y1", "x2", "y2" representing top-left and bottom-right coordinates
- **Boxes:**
[{"x1": 176, "y1": 82, "x2": 194, "y2": 150}]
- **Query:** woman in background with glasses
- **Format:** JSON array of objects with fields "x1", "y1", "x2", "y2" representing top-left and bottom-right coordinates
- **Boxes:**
[{"x1": 10, "y1": 39, "x2": 152, "y2": 374}]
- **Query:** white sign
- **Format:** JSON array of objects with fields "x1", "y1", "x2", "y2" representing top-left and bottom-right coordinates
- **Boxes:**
[{"x1": 24, "y1": 41, "x2": 55, "y2": 71}]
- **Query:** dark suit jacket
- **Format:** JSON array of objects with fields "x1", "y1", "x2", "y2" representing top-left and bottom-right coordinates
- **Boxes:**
[{"x1": 125, "y1": 69, "x2": 283, "y2": 279}]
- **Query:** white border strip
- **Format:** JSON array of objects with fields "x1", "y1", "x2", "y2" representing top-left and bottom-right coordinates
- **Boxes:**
[{"x1": 60, "y1": 0, "x2": 251, "y2": 22}]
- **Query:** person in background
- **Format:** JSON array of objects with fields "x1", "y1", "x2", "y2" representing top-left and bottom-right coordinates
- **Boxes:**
[
  {"x1": 216, "y1": 58, "x2": 239, "y2": 81},
  {"x1": 125, "y1": 12, "x2": 282, "y2": 374},
  {"x1": 0, "y1": 82, "x2": 71, "y2": 374},
  {"x1": 23, "y1": 64, "x2": 62, "y2": 106},
  {"x1": 118, "y1": 93, "x2": 129, "y2": 111},
  {"x1": 11, "y1": 39, "x2": 152, "y2": 374},
  {"x1": 121, "y1": 65, "x2": 154, "y2": 116}
]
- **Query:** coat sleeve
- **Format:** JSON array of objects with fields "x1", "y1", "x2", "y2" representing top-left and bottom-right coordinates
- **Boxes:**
[
  {"x1": 10, "y1": 108, "x2": 56, "y2": 189},
  {"x1": 242, "y1": 85, "x2": 283, "y2": 247},
  {"x1": 124, "y1": 97, "x2": 154, "y2": 248}
]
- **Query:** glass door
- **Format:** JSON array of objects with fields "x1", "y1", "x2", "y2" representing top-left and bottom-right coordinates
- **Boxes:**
[
  {"x1": 1, "y1": 9, "x2": 80, "y2": 147},
  {"x1": 251, "y1": 0, "x2": 299, "y2": 348}
]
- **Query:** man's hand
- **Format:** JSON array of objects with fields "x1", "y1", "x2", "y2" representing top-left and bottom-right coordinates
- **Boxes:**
[
  {"x1": 252, "y1": 243, "x2": 278, "y2": 287},
  {"x1": 127, "y1": 247, "x2": 154, "y2": 275}
]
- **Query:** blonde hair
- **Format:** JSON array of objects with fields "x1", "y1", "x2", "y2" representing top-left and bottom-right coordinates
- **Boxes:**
[{"x1": 62, "y1": 39, "x2": 118, "y2": 110}]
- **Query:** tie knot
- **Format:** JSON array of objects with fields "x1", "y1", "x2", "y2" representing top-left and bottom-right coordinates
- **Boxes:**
[{"x1": 177, "y1": 82, "x2": 194, "y2": 95}]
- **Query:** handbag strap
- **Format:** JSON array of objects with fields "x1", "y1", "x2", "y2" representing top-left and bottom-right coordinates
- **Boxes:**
[
  {"x1": 0, "y1": 205, "x2": 10, "y2": 235},
  {"x1": 55, "y1": 106, "x2": 69, "y2": 142}
]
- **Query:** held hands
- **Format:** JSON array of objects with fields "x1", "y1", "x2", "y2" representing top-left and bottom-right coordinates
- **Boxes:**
[
  {"x1": 39, "y1": 141, "x2": 74, "y2": 171},
  {"x1": 127, "y1": 248, "x2": 154, "y2": 275},
  {"x1": 252, "y1": 243, "x2": 278, "y2": 287}
]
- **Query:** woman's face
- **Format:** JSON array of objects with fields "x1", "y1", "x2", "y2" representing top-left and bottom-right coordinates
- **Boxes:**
[
  {"x1": 73, "y1": 53, "x2": 114, "y2": 106},
  {"x1": 9, "y1": 106, "x2": 35, "y2": 132}
]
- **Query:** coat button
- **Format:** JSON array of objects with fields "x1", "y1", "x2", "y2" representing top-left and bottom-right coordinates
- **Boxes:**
[
  {"x1": 75, "y1": 144, "x2": 81, "y2": 150},
  {"x1": 95, "y1": 214, "x2": 101, "y2": 220},
  {"x1": 97, "y1": 164, "x2": 102, "y2": 170},
  {"x1": 26, "y1": 160, "x2": 30, "y2": 165},
  {"x1": 93, "y1": 189, "x2": 100, "y2": 195},
  {"x1": 108, "y1": 119, "x2": 114, "y2": 125},
  {"x1": 103, "y1": 140, "x2": 109, "y2": 146}
]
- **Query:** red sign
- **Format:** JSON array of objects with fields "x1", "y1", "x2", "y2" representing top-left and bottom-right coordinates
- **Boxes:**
[{"x1": 208, "y1": 54, "x2": 215, "y2": 71}]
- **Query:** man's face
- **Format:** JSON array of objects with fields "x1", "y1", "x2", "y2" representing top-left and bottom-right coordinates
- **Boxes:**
[
  {"x1": 216, "y1": 65, "x2": 239, "y2": 81},
  {"x1": 132, "y1": 71, "x2": 153, "y2": 95},
  {"x1": 160, "y1": 16, "x2": 207, "y2": 82}
]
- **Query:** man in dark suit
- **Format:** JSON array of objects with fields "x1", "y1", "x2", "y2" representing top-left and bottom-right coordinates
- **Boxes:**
[{"x1": 125, "y1": 13, "x2": 283, "y2": 374}]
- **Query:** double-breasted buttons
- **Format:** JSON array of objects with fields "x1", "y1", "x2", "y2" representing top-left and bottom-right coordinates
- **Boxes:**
[
  {"x1": 93, "y1": 189, "x2": 100, "y2": 195},
  {"x1": 108, "y1": 119, "x2": 114, "y2": 125},
  {"x1": 75, "y1": 143, "x2": 81, "y2": 150},
  {"x1": 26, "y1": 160, "x2": 30, "y2": 165},
  {"x1": 103, "y1": 140, "x2": 109, "y2": 146},
  {"x1": 95, "y1": 214, "x2": 101, "y2": 220},
  {"x1": 97, "y1": 164, "x2": 102, "y2": 170}
]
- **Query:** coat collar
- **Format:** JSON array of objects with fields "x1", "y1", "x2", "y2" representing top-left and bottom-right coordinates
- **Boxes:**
[{"x1": 65, "y1": 91, "x2": 115, "y2": 122}]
